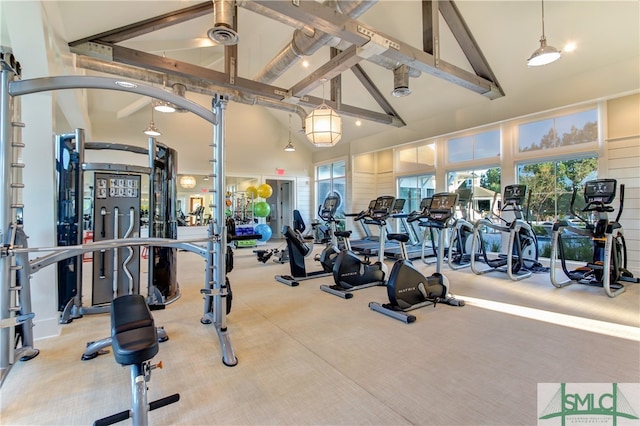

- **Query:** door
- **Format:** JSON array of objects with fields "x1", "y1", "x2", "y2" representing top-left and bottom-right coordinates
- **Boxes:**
[{"x1": 265, "y1": 179, "x2": 294, "y2": 239}]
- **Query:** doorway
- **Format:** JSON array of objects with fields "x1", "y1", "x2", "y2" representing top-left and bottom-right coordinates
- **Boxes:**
[
  {"x1": 265, "y1": 179, "x2": 294, "y2": 239},
  {"x1": 189, "y1": 196, "x2": 204, "y2": 225}
]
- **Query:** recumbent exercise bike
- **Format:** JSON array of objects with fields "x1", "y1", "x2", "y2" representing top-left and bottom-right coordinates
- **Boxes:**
[
  {"x1": 320, "y1": 195, "x2": 396, "y2": 299},
  {"x1": 274, "y1": 194, "x2": 341, "y2": 286},
  {"x1": 369, "y1": 192, "x2": 465, "y2": 323}
]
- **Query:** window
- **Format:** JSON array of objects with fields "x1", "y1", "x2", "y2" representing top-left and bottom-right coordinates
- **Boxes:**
[
  {"x1": 446, "y1": 168, "x2": 501, "y2": 217},
  {"x1": 447, "y1": 129, "x2": 500, "y2": 163},
  {"x1": 518, "y1": 109, "x2": 598, "y2": 153},
  {"x1": 397, "y1": 174, "x2": 435, "y2": 214},
  {"x1": 395, "y1": 141, "x2": 435, "y2": 174},
  {"x1": 517, "y1": 157, "x2": 598, "y2": 261},
  {"x1": 315, "y1": 160, "x2": 346, "y2": 220}
]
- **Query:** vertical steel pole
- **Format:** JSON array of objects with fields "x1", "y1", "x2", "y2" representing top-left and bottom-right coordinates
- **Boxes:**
[
  {"x1": 0, "y1": 63, "x2": 15, "y2": 383},
  {"x1": 210, "y1": 94, "x2": 236, "y2": 366}
]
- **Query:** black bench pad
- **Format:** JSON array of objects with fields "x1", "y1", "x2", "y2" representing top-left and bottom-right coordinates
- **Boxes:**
[{"x1": 111, "y1": 295, "x2": 159, "y2": 366}]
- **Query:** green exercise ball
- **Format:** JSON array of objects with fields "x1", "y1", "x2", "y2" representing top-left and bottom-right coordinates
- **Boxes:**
[{"x1": 253, "y1": 201, "x2": 271, "y2": 218}]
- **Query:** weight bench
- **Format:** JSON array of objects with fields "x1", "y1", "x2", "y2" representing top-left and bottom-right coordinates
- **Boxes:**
[{"x1": 94, "y1": 295, "x2": 179, "y2": 426}]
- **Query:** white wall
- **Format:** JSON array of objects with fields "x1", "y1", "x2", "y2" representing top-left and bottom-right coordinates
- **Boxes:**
[{"x1": 606, "y1": 94, "x2": 639, "y2": 275}]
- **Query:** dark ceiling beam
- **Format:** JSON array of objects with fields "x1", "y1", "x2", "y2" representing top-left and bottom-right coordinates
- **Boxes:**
[
  {"x1": 248, "y1": 0, "x2": 503, "y2": 99},
  {"x1": 69, "y1": 2, "x2": 212, "y2": 46},
  {"x1": 70, "y1": 42, "x2": 401, "y2": 126},
  {"x1": 422, "y1": 0, "x2": 437, "y2": 56},
  {"x1": 438, "y1": 0, "x2": 504, "y2": 95},
  {"x1": 350, "y1": 64, "x2": 406, "y2": 126},
  {"x1": 289, "y1": 45, "x2": 362, "y2": 98}
]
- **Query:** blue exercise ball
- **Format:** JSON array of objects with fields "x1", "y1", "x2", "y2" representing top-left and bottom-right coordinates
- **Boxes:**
[{"x1": 255, "y1": 224, "x2": 273, "y2": 242}]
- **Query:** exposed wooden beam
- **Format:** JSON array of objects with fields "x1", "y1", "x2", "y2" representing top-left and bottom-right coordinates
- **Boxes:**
[
  {"x1": 438, "y1": 0, "x2": 504, "y2": 95},
  {"x1": 351, "y1": 64, "x2": 406, "y2": 126},
  {"x1": 71, "y1": 42, "x2": 401, "y2": 126},
  {"x1": 249, "y1": 0, "x2": 503, "y2": 99},
  {"x1": 69, "y1": 2, "x2": 212, "y2": 46},
  {"x1": 289, "y1": 45, "x2": 362, "y2": 98},
  {"x1": 422, "y1": 1, "x2": 438, "y2": 56}
]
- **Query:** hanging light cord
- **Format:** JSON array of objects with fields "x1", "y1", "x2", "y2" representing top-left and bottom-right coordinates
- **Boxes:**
[{"x1": 541, "y1": 0, "x2": 546, "y2": 38}]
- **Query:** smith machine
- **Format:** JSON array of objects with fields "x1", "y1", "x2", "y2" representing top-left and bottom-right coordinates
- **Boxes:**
[{"x1": 0, "y1": 49, "x2": 237, "y2": 388}]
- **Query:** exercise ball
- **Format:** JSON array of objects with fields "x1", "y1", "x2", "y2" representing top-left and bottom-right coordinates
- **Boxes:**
[
  {"x1": 253, "y1": 201, "x2": 271, "y2": 218},
  {"x1": 257, "y1": 183, "x2": 273, "y2": 199},
  {"x1": 246, "y1": 186, "x2": 258, "y2": 198},
  {"x1": 255, "y1": 224, "x2": 273, "y2": 242},
  {"x1": 225, "y1": 208, "x2": 232, "y2": 217}
]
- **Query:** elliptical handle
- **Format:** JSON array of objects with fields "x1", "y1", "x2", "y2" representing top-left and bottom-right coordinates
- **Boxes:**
[{"x1": 616, "y1": 184, "x2": 625, "y2": 223}]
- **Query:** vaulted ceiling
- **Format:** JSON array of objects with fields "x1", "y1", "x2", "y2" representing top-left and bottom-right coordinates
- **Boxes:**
[{"x1": 14, "y1": 1, "x2": 640, "y2": 154}]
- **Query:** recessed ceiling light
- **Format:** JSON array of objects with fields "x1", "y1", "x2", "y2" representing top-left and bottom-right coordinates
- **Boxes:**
[
  {"x1": 302, "y1": 60, "x2": 309, "y2": 68},
  {"x1": 355, "y1": 120, "x2": 362, "y2": 127},
  {"x1": 563, "y1": 41, "x2": 577, "y2": 53}
]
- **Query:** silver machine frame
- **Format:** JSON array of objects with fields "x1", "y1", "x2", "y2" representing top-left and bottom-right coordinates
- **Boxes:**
[{"x1": 0, "y1": 49, "x2": 237, "y2": 387}]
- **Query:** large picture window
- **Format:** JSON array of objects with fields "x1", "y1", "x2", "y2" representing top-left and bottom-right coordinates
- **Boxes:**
[
  {"x1": 397, "y1": 174, "x2": 435, "y2": 214},
  {"x1": 517, "y1": 157, "x2": 598, "y2": 262},
  {"x1": 518, "y1": 109, "x2": 598, "y2": 153},
  {"x1": 446, "y1": 168, "x2": 501, "y2": 217}
]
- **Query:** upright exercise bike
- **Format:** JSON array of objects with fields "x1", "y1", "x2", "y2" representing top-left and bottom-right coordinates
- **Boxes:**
[
  {"x1": 320, "y1": 195, "x2": 395, "y2": 299},
  {"x1": 550, "y1": 178, "x2": 638, "y2": 297},
  {"x1": 470, "y1": 184, "x2": 540, "y2": 281},
  {"x1": 274, "y1": 194, "x2": 340, "y2": 287},
  {"x1": 369, "y1": 192, "x2": 465, "y2": 323}
]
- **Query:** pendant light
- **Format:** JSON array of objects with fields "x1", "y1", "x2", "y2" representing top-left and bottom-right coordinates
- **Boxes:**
[
  {"x1": 143, "y1": 102, "x2": 161, "y2": 136},
  {"x1": 305, "y1": 80, "x2": 342, "y2": 147},
  {"x1": 284, "y1": 114, "x2": 296, "y2": 152},
  {"x1": 527, "y1": 0, "x2": 562, "y2": 67}
]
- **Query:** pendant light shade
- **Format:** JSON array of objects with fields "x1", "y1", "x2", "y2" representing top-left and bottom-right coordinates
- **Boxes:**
[
  {"x1": 305, "y1": 104, "x2": 342, "y2": 147},
  {"x1": 143, "y1": 103, "x2": 161, "y2": 136},
  {"x1": 527, "y1": 0, "x2": 562, "y2": 67},
  {"x1": 305, "y1": 80, "x2": 342, "y2": 147},
  {"x1": 179, "y1": 175, "x2": 197, "y2": 189}
]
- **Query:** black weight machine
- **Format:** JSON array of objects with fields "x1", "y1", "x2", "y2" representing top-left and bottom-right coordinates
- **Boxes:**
[
  {"x1": 319, "y1": 196, "x2": 395, "y2": 299},
  {"x1": 549, "y1": 178, "x2": 638, "y2": 297},
  {"x1": 369, "y1": 192, "x2": 465, "y2": 323},
  {"x1": 274, "y1": 195, "x2": 340, "y2": 287},
  {"x1": 470, "y1": 184, "x2": 540, "y2": 281}
]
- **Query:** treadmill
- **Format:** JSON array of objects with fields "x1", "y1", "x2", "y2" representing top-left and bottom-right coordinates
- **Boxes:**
[
  {"x1": 353, "y1": 198, "x2": 406, "y2": 256},
  {"x1": 345, "y1": 199, "x2": 378, "y2": 250},
  {"x1": 384, "y1": 197, "x2": 432, "y2": 260}
]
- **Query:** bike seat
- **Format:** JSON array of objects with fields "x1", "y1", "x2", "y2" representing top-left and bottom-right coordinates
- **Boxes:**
[
  {"x1": 335, "y1": 230, "x2": 352, "y2": 238},
  {"x1": 387, "y1": 233, "x2": 410, "y2": 243}
]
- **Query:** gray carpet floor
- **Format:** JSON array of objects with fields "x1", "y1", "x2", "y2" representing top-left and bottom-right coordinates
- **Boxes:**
[{"x1": 1, "y1": 241, "x2": 638, "y2": 425}]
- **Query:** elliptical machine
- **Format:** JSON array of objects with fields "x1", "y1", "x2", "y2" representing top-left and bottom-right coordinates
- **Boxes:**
[
  {"x1": 274, "y1": 194, "x2": 340, "y2": 287},
  {"x1": 447, "y1": 188, "x2": 480, "y2": 270},
  {"x1": 550, "y1": 178, "x2": 638, "y2": 297},
  {"x1": 369, "y1": 192, "x2": 465, "y2": 324},
  {"x1": 320, "y1": 196, "x2": 395, "y2": 299},
  {"x1": 470, "y1": 184, "x2": 540, "y2": 281}
]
